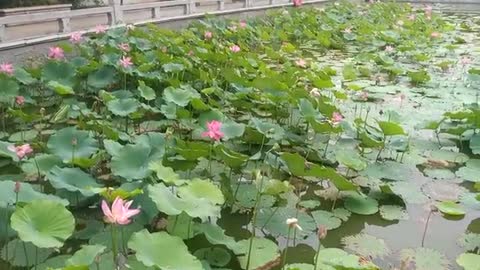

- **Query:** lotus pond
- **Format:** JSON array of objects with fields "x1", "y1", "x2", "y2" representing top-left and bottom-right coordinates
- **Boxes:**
[{"x1": 1, "y1": 1, "x2": 480, "y2": 270}]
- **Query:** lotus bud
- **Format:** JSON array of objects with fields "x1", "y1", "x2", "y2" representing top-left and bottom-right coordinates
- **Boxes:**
[
  {"x1": 40, "y1": 107, "x2": 46, "y2": 115},
  {"x1": 286, "y1": 218, "x2": 303, "y2": 231},
  {"x1": 317, "y1": 225, "x2": 327, "y2": 240},
  {"x1": 71, "y1": 138, "x2": 78, "y2": 146},
  {"x1": 14, "y1": 181, "x2": 21, "y2": 193}
]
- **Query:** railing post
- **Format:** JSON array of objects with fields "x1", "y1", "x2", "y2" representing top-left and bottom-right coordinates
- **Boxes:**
[
  {"x1": 59, "y1": 17, "x2": 71, "y2": 33},
  {"x1": 244, "y1": 0, "x2": 251, "y2": 8},
  {"x1": 152, "y1": 7, "x2": 161, "y2": 18},
  {"x1": 269, "y1": 0, "x2": 275, "y2": 4},
  {"x1": 187, "y1": 0, "x2": 196, "y2": 14},
  {"x1": 218, "y1": 0, "x2": 225, "y2": 10},
  {"x1": 0, "y1": 24, "x2": 5, "y2": 42},
  {"x1": 108, "y1": 0, "x2": 123, "y2": 24}
]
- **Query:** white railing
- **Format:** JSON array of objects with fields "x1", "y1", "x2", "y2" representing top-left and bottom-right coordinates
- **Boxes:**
[{"x1": 0, "y1": 0, "x2": 332, "y2": 48}]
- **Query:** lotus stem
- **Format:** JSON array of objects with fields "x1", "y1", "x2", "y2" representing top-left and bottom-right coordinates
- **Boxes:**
[
  {"x1": 421, "y1": 209, "x2": 433, "y2": 247},
  {"x1": 246, "y1": 173, "x2": 265, "y2": 270},
  {"x1": 120, "y1": 227, "x2": 126, "y2": 255},
  {"x1": 281, "y1": 227, "x2": 292, "y2": 270},
  {"x1": 323, "y1": 135, "x2": 330, "y2": 158},
  {"x1": 208, "y1": 142, "x2": 213, "y2": 176},
  {"x1": 125, "y1": 117, "x2": 129, "y2": 134},
  {"x1": 313, "y1": 239, "x2": 322, "y2": 270},
  {"x1": 111, "y1": 224, "x2": 118, "y2": 265},
  {"x1": 4, "y1": 204, "x2": 9, "y2": 270},
  {"x1": 22, "y1": 241, "x2": 29, "y2": 267},
  {"x1": 35, "y1": 246, "x2": 38, "y2": 270}
]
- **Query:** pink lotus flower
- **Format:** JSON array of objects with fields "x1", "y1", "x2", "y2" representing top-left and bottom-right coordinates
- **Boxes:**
[
  {"x1": 295, "y1": 58, "x2": 307, "y2": 68},
  {"x1": 14, "y1": 181, "x2": 21, "y2": 193},
  {"x1": 95, "y1": 24, "x2": 107, "y2": 34},
  {"x1": 69, "y1": 32, "x2": 83, "y2": 44},
  {"x1": 331, "y1": 112, "x2": 344, "y2": 126},
  {"x1": 293, "y1": 0, "x2": 303, "y2": 7},
  {"x1": 188, "y1": 50, "x2": 194, "y2": 56},
  {"x1": 0, "y1": 62, "x2": 14, "y2": 76},
  {"x1": 15, "y1": 96, "x2": 25, "y2": 106},
  {"x1": 239, "y1": 20, "x2": 247, "y2": 28},
  {"x1": 385, "y1": 45, "x2": 395, "y2": 53},
  {"x1": 359, "y1": 91, "x2": 369, "y2": 101},
  {"x1": 202, "y1": 120, "x2": 224, "y2": 141},
  {"x1": 230, "y1": 45, "x2": 241, "y2": 53},
  {"x1": 408, "y1": 14, "x2": 416, "y2": 21},
  {"x1": 431, "y1": 32, "x2": 440, "y2": 38},
  {"x1": 8, "y1": 144, "x2": 33, "y2": 160},
  {"x1": 204, "y1": 31, "x2": 213, "y2": 39},
  {"x1": 48, "y1": 47, "x2": 64, "y2": 60},
  {"x1": 460, "y1": 57, "x2": 472, "y2": 66},
  {"x1": 101, "y1": 197, "x2": 140, "y2": 225},
  {"x1": 119, "y1": 43, "x2": 131, "y2": 52},
  {"x1": 119, "y1": 56, "x2": 133, "y2": 68},
  {"x1": 424, "y1": 5, "x2": 433, "y2": 13}
]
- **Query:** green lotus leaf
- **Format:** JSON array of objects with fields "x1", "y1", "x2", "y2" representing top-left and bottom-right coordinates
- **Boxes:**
[
  {"x1": 178, "y1": 178, "x2": 225, "y2": 205},
  {"x1": 255, "y1": 207, "x2": 317, "y2": 236},
  {"x1": 235, "y1": 237, "x2": 280, "y2": 270},
  {"x1": 21, "y1": 154, "x2": 62, "y2": 176},
  {"x1": 66, "y1": 245, "x2": 106, "y2": 266},
  {"x1": 379, "y1": 205, "x2": 409, "y2": 221},
  {"x1": 0, "y1": 180, "x2": 68, "y2": 208},
  {"x1": 47, "y1": 166, "x2": 101, "y2": 196},
  {"x1": 335, "y1": 149, "x2": 367, "y2": 171},
  {"x1": 166, "y1": 212, "x2": 195, "y2": 240},
  {"x1": 137, "y1": 80, "x2": 156, "y2": 101},
  {"x1": 14, "y1": 67, "x2": 36, "y2": 85},
  {"x1": 456, "y1": 159, "x2": 480, "y2": 183},
  {"x1": 342, "y1": 233, "x2": 390, "y2": 259},
  {"x1": 9, "y1": 129, "x2": 38, "y2": 142},
  {"x1": 34, "y1": 255, "x2": 70, "y2": 270},
  {"x1": 11, "y1": 200, "x2": 75, "y2": 248},
  {"x1": 0, "y1": 77, "x2": 19, "y2": 103},
  {"x1": 162, "y1": 63, "x2": 185, "y2": 73},
  {"x1": 281, "y1": 152, "x2": 356, "y2": 190},
  {"x1": 344, "y1": 192, "x2": 379, "y2": 215},
  {"x1": 87, "y1": 66, "x2": 116, "y2": 88},
  {"x1": 315, "y1": 248, "x2": 379, "y2": 270},
  {"x1": 251, "y1": 117, "x2": 285, "y2": 141},
  {"x1": 311, "y1": 210, "x2": 342, "y2": 230},
  {"x1": 111, "y1": 144, "x2": 151, "y2": 180},
  {"x1": 149, "y1": 160, "x2": 185, "y2": 185},
  {"x1": 378, "y1": 121, "x2": 405, "y2": 136},
  {"x1": 47, "y1": 81, "x2": 74, "y2": 95},
  {"x1": 148, "y1": 182, "x2": 221, "y2": 220},
  {"x1": 214, "y1": 145, "x2": 248, "y2": 169},
  {"x1": 196, "y1": 223, "x2": 240, "y2": 251},
  {"x1": 470, "y1": 134, "x2": 480, "y2": 155},
  {"x1": 458, "y1": 233, "x2": 480, "y2": 252},
  {"x1": 400, "y1": 248, "x2": 450, "y2": 270},
  {"x1": 298, "y1": 200, "x2": 321, "y2": 210},
  {"x1": 0, "y1": 239, "x2": 54, "y2": 267},
  {"x1": 42, "y1": 61, "x2": 75, "y2": 86},
  {"x1": 387, "y1": 182, "x2": 428, "y2": 204},
  {"x1": 175, "y1": 139, "x2": 210, "y2": 161},
  {"x1": 457, "y1": 253, "x2": 480, "y2": 270},
  {"x1": 128, "y1": 229, "x2": 203, "y2": 270},
  {"x1": 436, "y1": 201, "x2": 466, "y2": 216},
  {"x1": 164, "y1": 85, "x2": 200, "y2": 107},
  {"x1": 47, "y1": 127, "x2": 98, "y2": 162},
  {"x1": 107, "y1": 98, "x2": 139, "y2": 117},
  {"x1": 221, "y1": 120, "x2": 246, "y2": 140}
]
